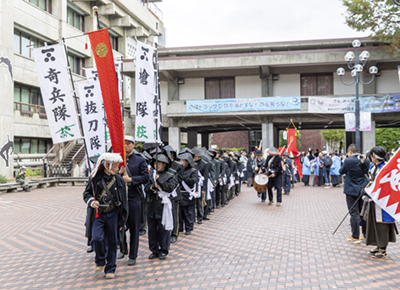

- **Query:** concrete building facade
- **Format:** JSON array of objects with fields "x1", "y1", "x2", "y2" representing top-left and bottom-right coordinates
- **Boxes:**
[
  {"x1": 0, "y1": 0, "x2": 163, "y2": 179},
  {"x1": 123, "y1": 38, "x2": 400, "y2": 154}
]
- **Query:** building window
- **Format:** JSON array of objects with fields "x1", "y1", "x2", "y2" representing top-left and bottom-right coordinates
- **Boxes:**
[
  {"x1": 99, "y1": 23, "x2": 119, "y2": 51},
  {"x1": 301, "y1": 73, "x2": 333, "y2": 96},
  {"x1": 14, "y1": 84, "x2": 46, "y2": 118},
  {"x1": 14, "y1": 30, "x2": 46, "y2": 59},
  {"x1": 14, "y1": 137, "x2": 52, "y2": 154},
  {"x1": 67, "y1": 7, "x2": 85, "y2": 31},
  {"x1": 24, "y1": 0, "x2": 51, "y2": 13},
  {"x1": 205, "y1": 77, "x2": 235, "y2": 99},
  {"x1": 68, "y1": 54, "x2": 85, "y2": 76}
]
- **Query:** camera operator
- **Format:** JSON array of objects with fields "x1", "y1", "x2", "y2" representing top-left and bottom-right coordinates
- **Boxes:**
[
  {"x1": 339, "y1": 144, "x2": 370, "y2": 243},
  {"x1": 264, "y1": 147, "x2": 283, "y2": 206},
  {"x1": 360, "y1": 146, "x2": 396, "y2": 259}
]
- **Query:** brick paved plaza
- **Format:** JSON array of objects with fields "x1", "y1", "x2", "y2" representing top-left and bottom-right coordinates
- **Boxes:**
[{"x1": 1, "y1": 182, "x2": 400, "y2": 290}]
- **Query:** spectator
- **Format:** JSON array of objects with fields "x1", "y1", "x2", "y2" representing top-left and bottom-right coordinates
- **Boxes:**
[
  {"x1": 330, "y1": 152, "x2": 342, "y2": 187},
  {"x1": 339, "y1": 144, "x2": 370, "y2": 244},
  {"x1": 15, "y1": 166, "x2": 30, "y2": 192},
  {"x1": 301, "y1": 152, "x2": 311, "y2": 186},
  {"x1": 312, "y1": 152, "x2": 324, "y2": 187},
  {"x1": 246, "y1": 152, "x2": 255, "y2": 187},
  {"x1": 240, "y1": 151, "x2": 248, "y2": 184},
  {"x1": 321, "y1": 151, "x2": 333, "y2": 188}
]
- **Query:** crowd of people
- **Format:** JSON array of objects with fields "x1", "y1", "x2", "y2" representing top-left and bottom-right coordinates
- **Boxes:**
[
  {"x1": 83, "y1": 136, "x2": 249, "y2": 279},
  {"x1": 82, "y1": 139, "x2": 397, "y2": 279}
]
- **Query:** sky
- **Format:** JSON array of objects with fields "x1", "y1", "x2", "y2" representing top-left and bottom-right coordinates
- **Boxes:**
[{"x1": 156, "y1": 0, "x2": 368, "y2": 48}]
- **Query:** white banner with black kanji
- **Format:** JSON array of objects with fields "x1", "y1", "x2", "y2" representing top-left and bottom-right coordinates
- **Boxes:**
[
  {"x1": 33, "y1": 44, "x2": 81, "y2": 144},
  {"x1": 135, "y1": 41, "x2": 156, "y2": 142},
  {"x1": 77, "y1": 81, "x2": 105, "y2": 158}
]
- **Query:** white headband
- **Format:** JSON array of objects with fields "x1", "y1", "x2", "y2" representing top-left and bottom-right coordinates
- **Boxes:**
[{"x1": 372, "y1": 153, "x2": 384, "y2": 160}]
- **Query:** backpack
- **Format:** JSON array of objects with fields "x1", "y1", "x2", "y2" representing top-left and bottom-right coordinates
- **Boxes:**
[{"x1": 323, "y1": 156, "x2": 333, "y2": 167}]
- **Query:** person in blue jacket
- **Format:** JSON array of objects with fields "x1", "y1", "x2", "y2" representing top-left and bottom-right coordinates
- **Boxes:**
[
  {"x1": 330, "y1": 151, "x2": 342, "y2": 187},
  {"x1": 301, "y1": 152, "x2": 311, "y2": 186},
  {"x1": 361, "y1": 146, "x2": 396, "y2": 259}
]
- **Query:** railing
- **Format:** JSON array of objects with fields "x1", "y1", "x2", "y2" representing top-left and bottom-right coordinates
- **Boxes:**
[
  {"x1": 14, "y1": 102, "x2": 47, "y2": 119},
  {"x1": 43, "y1": 162, "x2": 72, "y2": 178},
  {"x1": 42, "y1": 143, "x2": 61, "y2": 162},
  {"x1": 71, "y1": 144, "x2": 85, "y2": 176},
  {"x1": 51, "y1": 140, "x2": 72, "y2": 165},
  {"x1": 148, "y1": 3, "x2": 163, "y2": 21}
]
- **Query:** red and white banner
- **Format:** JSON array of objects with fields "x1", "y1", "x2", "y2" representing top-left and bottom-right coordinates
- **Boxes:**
[
  {"x1": 287, "y1": 129, "x2": 303, "y2": 178},
  {"x1": 365, "y1": 149, "x2": 400, "y2": 221}
]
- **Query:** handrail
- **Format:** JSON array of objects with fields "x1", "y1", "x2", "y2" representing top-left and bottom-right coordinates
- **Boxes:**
[
  {"x1": 14, "y1": 101, "x2": 46, "y2": 117},
  {"x1": 71, "y1": 144, "x2": 85, "y2": 163},
  {"x1": 51, "y1": 140, "x2": 72, "y2": 165},
  {"x1": 42, "y1": 144, "x2": 60, "y2": 161}
]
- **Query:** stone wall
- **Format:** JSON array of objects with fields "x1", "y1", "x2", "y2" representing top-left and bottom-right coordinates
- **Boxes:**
[
  {"x1": 298, "y1": 130, "x2": 326, "y2": 152},
  {"x1": 211, "y1": 131, "x2": 249, "y2": 152}
]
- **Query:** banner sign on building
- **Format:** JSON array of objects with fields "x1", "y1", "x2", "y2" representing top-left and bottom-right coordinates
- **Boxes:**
[
  {"x1": 186, "y1": 97, "x2": 301, "y2": 113},
  {"x1": 135, "y1": 41, "x2": 157, "y2": 142},
  {"x1": 33, "y1": 44, "x2": 82, "y2": 144},
  {"x1": 77, "y1": 81, "x2": 105, "y2": 158},
  {"x1": 309, "y1": 95, "x2": 400, "y2": 114}
]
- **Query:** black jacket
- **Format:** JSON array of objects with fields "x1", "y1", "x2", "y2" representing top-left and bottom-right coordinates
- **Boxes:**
[
  {"x1": 83, "y1": 171, "x2": 128, "y2": 242},
  {"x1": 195, "y1": 158, "x2": 209, "y2": 192},
  {"x1": 339, "y1": 154, "x2": 370, "y2": 196},
  {"x1": 126, "y1": 152, "x2": 150, "y2": 199},
  {"x1": 180, "y1": 166, "x2": 199, "y2": 207},
  {"x1": 264, "y1": 155, "x2": 283, "y2": 176},
  {"x1": 146, "y1": 168, "x2": 178, "y2": 219},
  {"x1": 169, "y1": 160, "x2": 184, "y2": 201}
]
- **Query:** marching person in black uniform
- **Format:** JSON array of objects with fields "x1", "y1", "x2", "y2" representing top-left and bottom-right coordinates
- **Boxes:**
[
  {"x1": 282, "y1": 151, "x2": 293, "y2": 195},
  {"x1": 177, "y1": 151, "x2": 199, "y2": 235},
  {"x1": 164, "y1": 145, "x2": 184, "y2": 244},
  {"x1": 222, "y1": 152, "x2": 233, "y2": 205},
  {"x1": 83, "y1": 153, "x2": 128, "y2": 279},
  {"x1": 264, "y1": 147, "x2": 283, "y2": 206},
  {"x1": 228, "y1": 153, "x2": 237, "y2": 200},
  {"x1": 203, "y1": 149, "x2": 216, "y2": 216},
  {"x1": 145, "y1": 154, "x2": 178, "y2": 260},
  {"x1": 253, "y1": 150, "x2": 266, "y2": 201},
  {"x1": 139, "y1": 151, "x2": 153, "y2": 235},
  {"x1": 118, "y1": 136, "x2": 149, "y2": 266},
  {"x1": 208, "y1": 149, "x2": 220, "y2": 212},
  {"x1": 193, "y1": 147, "x2": 209, "y2": 224}
]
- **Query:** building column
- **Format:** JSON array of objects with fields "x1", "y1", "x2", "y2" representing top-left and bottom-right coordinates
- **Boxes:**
[
  {"x1": 187, "y1": 130, "x2": 197, "y2": 148},
  {"x1": 0, "y1": 0, "x2": 15, "y2": 179},
  {"x1": 201, "y1": 133, "x2": 209, "y2": 148},
  {"x1": 168, "y1": 127, "x2": 181, "y2": 152},
  {"x1": 345, "y1": 132, "x2": 355, "y2": 152},
  {"x1": 262, "y1": 116, "x2": 274, "y2": 152},
  {"x1": 361, "y1": 119, "x2": 376, "y2": 154}
]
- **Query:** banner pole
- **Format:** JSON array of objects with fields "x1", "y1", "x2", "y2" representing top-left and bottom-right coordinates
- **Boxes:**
[{"x1": 61, "y1": 38, "x2": 92, "y2": 172}]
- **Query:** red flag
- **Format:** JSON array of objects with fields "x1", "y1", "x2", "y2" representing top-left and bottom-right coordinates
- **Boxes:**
[
  {"x1": 287, "y1": 129, "x2": 303, "y2": 178},
  {"x1": 87, "y1": 29, "x2": 126, "y2": 166},
  {"x1": 366, "y1": 149, "x2": 400, "y2": 219}
]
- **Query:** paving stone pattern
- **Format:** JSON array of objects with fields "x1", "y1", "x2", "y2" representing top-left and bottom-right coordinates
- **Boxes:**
[{"x1": 1, "y1": 182, "x2": 400, "y2": 289}]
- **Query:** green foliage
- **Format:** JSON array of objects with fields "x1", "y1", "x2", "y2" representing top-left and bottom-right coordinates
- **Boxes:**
[
  {"x1": 279, "y1": 130, "x2": 301, "y2": 149},
  {"x1": 0, "y1": 175, "x2": 7, "y2": 184},
  {"x1": 342, "y1": 0, "x2": 400, "y2": 57},
  {"x1": 376, "y1": 128, "x2": 400, "y2": 151},
  {"x1": 321, "y1": 129, "x2": 345, "y2": 151},
  {"x1": 25, "y1": 168, "x2": 42, "y2": 176},
  {"x1": 221, "y1": 147, "x2": 245, "y2": 153}
]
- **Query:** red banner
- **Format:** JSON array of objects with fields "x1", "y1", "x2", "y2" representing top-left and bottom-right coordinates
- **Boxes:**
[
  {"x1": 87, "y1": 29, "x2": 125, "y2": 166},
  {"x1": 287, "y1": 129, "x2": 303, "y2": 178}
]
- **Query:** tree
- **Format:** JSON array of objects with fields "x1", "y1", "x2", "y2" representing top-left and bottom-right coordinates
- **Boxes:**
[
  {"x1": 279, "y1": 130, "x2": 301, "y2": 149},
  {"x1": 342, "y1": 0, "x2": 400, "y2": 57},
  {"x1": 376, "y1": 128, "x2": 400, "y2": 151},
  {"x1": 321, "y1": 129, "x2": 346, "y2": 152}
]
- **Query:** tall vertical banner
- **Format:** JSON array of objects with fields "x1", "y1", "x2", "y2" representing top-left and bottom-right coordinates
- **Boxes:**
[
  {"x1": 33, "y1": 44, "x2": 82, "y2": 144},
  {"x1": 365, "y1": 149, "x2": 400, "y2": 221},
  {"x1": 287, "y1": 129, "x2": 303, "y2": 178},
  {"x1": 154, "y1": 47, "x2": 162, "y2": 143},
  {"x1": 85, "y1": 68, "x2": 110, "y2": 145},
  {"x1": 135, "y1": 41, "x2": 156, "y2": 142},
  {"x1": 344, "y1": 113, "x2": 356, "y2": 132},
  {"x1": 87, "y1": 28, "x2": 125, "y2": 165},
  {"x1": 360, "y1": 112, "x2": 372, "y2": 131},
  {"x1": 77, "y1": 81, "x2": 105, "y2": 158}
]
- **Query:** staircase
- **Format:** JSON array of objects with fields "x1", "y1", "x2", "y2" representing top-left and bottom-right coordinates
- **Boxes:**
[{"x1": 63, "y1": 143, "x2": 86, "y2": 164}]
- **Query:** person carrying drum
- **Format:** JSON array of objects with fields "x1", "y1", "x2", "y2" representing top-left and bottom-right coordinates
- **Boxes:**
[
  {"x1": 253, "y1": 150, "x2": 267, "y2": 202},
  {"x1": 265, "y1": 147, "x2": 283, "y2": 206}
]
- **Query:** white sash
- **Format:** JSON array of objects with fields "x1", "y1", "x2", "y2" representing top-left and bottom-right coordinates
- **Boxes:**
[
  {"x1": 206, "y1": 179, "x2": 213, "y2": 201},
  {"x1": 157, "y1": 188, "x2": 173, "y2": 231},
  {"x1": 141, "y1": 184, "x2": 146, "y2": 198},
  {"x1": 182, "y1": 180, "x2": 199, "y2": 200},
  {"x1": 229, "y1": 174, "x2": 235, "y2": 189},
  {"x1": 197, "y1": 171, "x2": 204, "y2": 197}
]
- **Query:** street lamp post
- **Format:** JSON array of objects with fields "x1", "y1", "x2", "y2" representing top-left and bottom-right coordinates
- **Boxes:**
[{"x1": 336, "y1": 39, "x2": 378, "y2": 150}]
